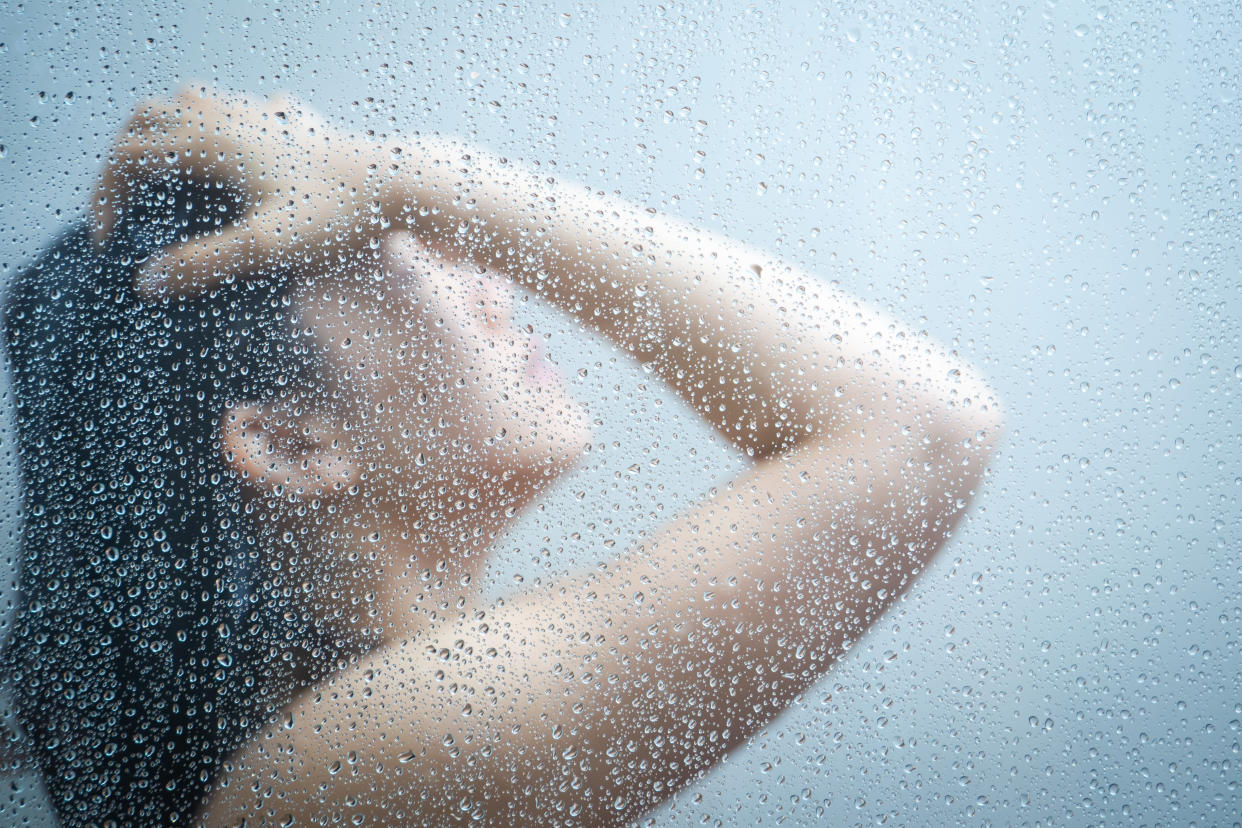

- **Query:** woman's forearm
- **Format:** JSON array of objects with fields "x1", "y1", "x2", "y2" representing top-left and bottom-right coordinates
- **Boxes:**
[{"x1": 384, "y1": 137, "x2": 1001, "y2": 456}]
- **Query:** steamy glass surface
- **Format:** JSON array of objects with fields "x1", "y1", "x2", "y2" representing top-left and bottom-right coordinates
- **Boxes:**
[{"x1": 0, "y1": 2, "x2": 1236, "y2": 826}]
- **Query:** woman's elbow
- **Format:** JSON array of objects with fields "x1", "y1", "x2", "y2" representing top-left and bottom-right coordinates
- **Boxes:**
[{"x1": 933, "y1": 364, "x2": 1006, "y2": 458}]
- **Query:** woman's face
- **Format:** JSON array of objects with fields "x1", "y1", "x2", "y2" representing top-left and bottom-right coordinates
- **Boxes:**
[{"x1": 293, "y1": 231, "x2": 592, "y2": 515}]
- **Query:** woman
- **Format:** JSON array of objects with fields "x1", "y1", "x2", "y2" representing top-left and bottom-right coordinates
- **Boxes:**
[{"x1": 7, "y1": 88, "x2": 1003, "y2": 826}]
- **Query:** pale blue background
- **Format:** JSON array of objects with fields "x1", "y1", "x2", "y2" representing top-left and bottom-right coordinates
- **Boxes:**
[{"x1": 1, "y1": 1, "x2": 1238, "y2": 825}]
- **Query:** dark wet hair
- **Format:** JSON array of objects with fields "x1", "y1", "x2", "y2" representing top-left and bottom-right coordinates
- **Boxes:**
[{"x1": 2, "y1": 176, "x2": 349, "y2": 826}]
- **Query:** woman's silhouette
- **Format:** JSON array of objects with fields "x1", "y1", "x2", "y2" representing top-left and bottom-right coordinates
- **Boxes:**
[{"x1": 6, "y1": 88, "x2": 1003, "y2": 826}]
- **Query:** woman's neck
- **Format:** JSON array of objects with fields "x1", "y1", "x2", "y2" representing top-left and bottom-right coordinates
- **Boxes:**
[{"x1": 262, "y1": 485, "x2": 525, "y2": 647}]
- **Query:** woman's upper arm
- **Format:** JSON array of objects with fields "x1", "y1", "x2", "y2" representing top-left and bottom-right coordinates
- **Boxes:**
[
  {"x1": 202, "y1": 409, "x2": 999, "y2": 827},
  {"x1": 482, "y1": 415, "x2": 997, "y2": 824}
]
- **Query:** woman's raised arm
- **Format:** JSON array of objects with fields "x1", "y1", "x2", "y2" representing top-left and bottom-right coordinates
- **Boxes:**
[{"x1": 383, "y1": 135, "x2": 1002, "y2": 459}]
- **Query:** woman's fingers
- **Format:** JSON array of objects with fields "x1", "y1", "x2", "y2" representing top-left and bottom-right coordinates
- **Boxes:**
[
  {"x1": 99, "y1": 87, "x2": 383, "y2": 298},
  {"x1": 136, "y1": 210, "x2": 276, "y2": 297},
  {"x1": 92, "y1": 98, "x2": 181, "y2": 245},
  {"x1": 91, "y1": 89, "x2": 257, "y2": 246}
]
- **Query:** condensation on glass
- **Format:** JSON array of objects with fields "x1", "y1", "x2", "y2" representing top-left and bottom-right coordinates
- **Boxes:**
[{"x1": 0, "y1": 2, "x2": 1236, "y2": 826}]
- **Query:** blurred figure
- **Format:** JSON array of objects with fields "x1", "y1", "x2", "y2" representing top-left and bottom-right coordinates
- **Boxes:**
[{"x1": 5, "y1": 89, "x2": 1003, "y2": 826}]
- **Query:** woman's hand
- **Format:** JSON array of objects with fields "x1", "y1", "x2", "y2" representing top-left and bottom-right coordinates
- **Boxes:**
[{"x1": 93, "y1": 85, "x2": 396, "y2": 296}]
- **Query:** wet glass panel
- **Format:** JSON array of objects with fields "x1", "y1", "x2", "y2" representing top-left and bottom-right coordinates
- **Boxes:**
[{"x1": 0, "y1": 2, "x2": 1236, "y2": 826}]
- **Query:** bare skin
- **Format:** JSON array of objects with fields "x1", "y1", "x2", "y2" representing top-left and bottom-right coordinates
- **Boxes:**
[{"x1": 96, "y1": 88, "x2": 1005, "y2": 826}]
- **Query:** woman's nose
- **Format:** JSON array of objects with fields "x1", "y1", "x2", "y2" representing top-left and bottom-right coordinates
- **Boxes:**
[{"x1": 473, "y1": 275, "x2": 515, "y2": 330}]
